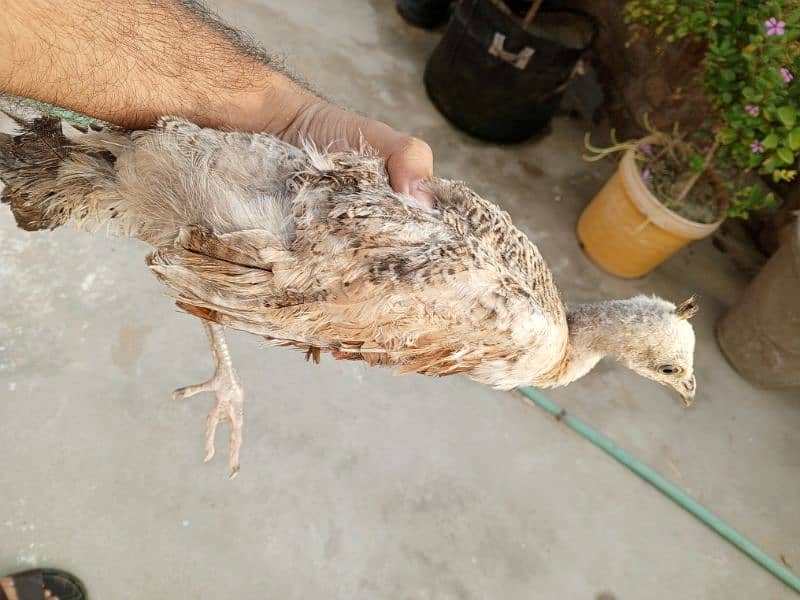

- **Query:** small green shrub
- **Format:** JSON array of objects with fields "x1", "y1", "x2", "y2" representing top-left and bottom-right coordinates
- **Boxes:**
[{"x1": 624, "y1": 0, "x2": 800, "y2": 218}]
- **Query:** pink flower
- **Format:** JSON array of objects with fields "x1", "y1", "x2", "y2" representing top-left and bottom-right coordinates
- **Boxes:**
[
  {"x1": 765, "y1": 18, "x2": 786, "y2": 36},
  {"x1": 639, "y1": 143, "x2": 653, "y2": 156},
  {"x1": 642, "y1": 167, "x2": 651, "y2": 182},
  {"x1": 781, "y1": 67, "x2": 794, "y2": 83},
  {"x1": 750, "y1": 140, "x2": 765, "y2": 153},
  {"x1": 745, "y1": 104, "x2": 759, "y2": 116}
]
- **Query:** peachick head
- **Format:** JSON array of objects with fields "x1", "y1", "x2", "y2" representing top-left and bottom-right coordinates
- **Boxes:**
[{"x1": 615, "y1": 295, "x2": 699, "y2": 406}]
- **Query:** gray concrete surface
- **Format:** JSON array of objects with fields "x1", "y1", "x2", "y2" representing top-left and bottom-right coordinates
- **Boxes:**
[{"x1": 1, "y1": 1, "x2": 799, "y2": 598}]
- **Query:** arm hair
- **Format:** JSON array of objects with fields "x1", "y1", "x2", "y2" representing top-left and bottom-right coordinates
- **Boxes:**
[{"x1": 0, "y1": 0, "x2": 319, "y2": 130}]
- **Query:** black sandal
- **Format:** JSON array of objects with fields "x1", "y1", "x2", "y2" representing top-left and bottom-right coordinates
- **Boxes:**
[{"x1": 0, "y1": 569, "x2": 86, "y2": 600}]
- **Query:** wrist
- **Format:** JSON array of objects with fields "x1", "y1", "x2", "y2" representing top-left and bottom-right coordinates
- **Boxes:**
[{"x1": 222, "y1": 72, "x2": 321, "y2": 136}]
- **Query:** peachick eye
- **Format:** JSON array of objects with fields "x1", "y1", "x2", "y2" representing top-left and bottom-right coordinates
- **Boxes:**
[{"x1": 659, "y1": 365, "x2": 680, "y2": 375}]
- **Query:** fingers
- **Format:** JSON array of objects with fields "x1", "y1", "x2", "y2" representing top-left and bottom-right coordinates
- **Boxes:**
[
  {"x1": 385, "y1": 136, "x2": 435, "y2": 207},
  {"x1": 282, "y1": 101, "x2": 436, "y2": 207}
]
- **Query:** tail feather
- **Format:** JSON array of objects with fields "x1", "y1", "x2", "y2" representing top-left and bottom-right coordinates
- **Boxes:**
[
  {"x1": 0, "y1": 98, "x2": 129, "y2": 231},
  {"x1": 1, "y1": 100, "x2": 308, "y2": 247}
]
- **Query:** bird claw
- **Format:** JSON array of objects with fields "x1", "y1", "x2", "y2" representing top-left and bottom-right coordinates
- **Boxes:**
[
  {"x1": 173, "y1": 368, "x2": 243, "y2": 478},
  {"x1": 172, "y1": 381, "x2": 211, "y2": 400}
]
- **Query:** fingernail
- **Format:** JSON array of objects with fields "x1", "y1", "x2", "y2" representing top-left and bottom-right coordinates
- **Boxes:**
[{"x1": 409, "y1": 180, "x2": 434, "y2": 208}]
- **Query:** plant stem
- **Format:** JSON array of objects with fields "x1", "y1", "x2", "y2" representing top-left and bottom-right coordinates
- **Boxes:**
[
  {"x1": 674, "y1": 141, "x2": 719, "y2": 205},
  {"x1": 582, "y1": 132, "x2": 638, "y2": 162},
  {"x1": 522, "y1": 0, "x2": 544, "y2": 29}
]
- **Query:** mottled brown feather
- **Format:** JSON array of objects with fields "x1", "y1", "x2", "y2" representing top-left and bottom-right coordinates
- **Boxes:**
[{"x1": 2, "y1": 110, "x2": 568, "y2": 390}]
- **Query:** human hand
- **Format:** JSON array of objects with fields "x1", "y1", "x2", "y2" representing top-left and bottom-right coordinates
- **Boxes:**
[
  {"x1": 0, "y1": 0, "x2": 434, "y2": 206},
  {"x1": 275, "y1": 99, "x2": 435, "y2": 207}
]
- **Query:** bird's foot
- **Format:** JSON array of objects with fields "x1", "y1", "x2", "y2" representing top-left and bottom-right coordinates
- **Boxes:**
[{"x1": 173, "y1": 369, "x2": 244, "y2": 479}]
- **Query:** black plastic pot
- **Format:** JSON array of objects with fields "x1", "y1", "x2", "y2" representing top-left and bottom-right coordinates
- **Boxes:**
[
  {"x1": 397, "y1": 0, "x2": 452, "y2": 29},
  {"x1": 423, "y1": 0, "x2": 596, "y2": 143}
]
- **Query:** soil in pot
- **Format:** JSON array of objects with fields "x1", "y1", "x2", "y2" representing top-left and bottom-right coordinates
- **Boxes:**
[
  {"x1": 423, "y1": 0, "x2": 596, "y2": 143},
  {"x1": 634, "y1": 153, "x2": 723, "y2": 225}
]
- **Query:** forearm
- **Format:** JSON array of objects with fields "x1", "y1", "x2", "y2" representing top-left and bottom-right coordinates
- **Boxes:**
[
  {"x1": 0, "y1": 0, "x2": 314, "y2": 132},
  {"x1": 0, "y1": 0, "x2": 435, "y2": 200}
]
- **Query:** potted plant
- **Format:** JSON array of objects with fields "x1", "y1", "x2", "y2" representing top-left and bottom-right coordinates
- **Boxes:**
[
  {"x1": 579, "y1": 124, "x2": 727, "y2": 278},
  {"x1": 577, "y1": 0, "x2": 799, "y2": 278},
  {"x1": 423, "y1": 0, "x2": 597, "y2": 143}
]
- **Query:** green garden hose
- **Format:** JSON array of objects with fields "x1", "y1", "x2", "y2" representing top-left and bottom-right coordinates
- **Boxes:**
[{"x1": 518, "y1": 386, "x2": 800, "y2": 595}]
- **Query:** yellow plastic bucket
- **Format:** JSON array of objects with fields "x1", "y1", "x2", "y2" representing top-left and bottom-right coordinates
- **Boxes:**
[{"x1": 577, "y1": 148, "x2": 723, "y2": 278}]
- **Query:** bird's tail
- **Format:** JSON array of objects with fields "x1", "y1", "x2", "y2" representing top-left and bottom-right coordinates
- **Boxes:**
[{"x1": 0, "y1": 96, "x2": 130, "y2": 232}]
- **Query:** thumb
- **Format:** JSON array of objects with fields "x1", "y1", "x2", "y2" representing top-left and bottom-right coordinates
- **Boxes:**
[
  {"x1": 384, "y1": 136, "x2": 435, "y2": 207},
  {"x1": 296, "y1": 104, "x2": 436, "y2": 206}
]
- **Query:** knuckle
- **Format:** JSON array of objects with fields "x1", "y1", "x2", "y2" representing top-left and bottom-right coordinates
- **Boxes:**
[{"x1": 404, "y1": 136, "x2": 433, "y2": 159}]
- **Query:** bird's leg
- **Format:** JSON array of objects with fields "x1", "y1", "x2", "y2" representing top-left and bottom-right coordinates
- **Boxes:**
[{"x1": 173, "y1": 321, "x2": 244, "y2": 479}]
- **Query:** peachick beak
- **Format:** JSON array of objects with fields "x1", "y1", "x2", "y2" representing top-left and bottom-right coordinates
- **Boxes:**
[{"x1": 675, "y1": 375, "x2": 696, "y2": 407}]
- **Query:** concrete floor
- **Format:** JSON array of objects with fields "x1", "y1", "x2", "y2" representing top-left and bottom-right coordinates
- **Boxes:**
[{"x1": 1, "y1": 1, "x2": 799, "y2": 598}]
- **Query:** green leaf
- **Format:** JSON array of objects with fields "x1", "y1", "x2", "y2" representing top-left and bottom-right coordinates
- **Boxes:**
[
  {"x1": 688, "y1": 154, "x2": 706, "y2": 173},
  {"x1": 777, "y1": 106, "x2": 798, "y2": 128},
  {"x1": 776, "y1": 147, "x2": 795, "y2": 165},
  {"x1": 762, "y1": 133, "x2": 779, "y2": 149},
  {"x1": 772, "y1": 169, "x2": 798, "y2": 183},
  {"x1": 789, "y1": 127, "x2": 800, "y2": 150},
  {"x1": 741, "y1": 86, "x2": 759, "y2": 101},
  {"x1": 718, "y1": 129, "x2": 738, "y2": 144}
]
